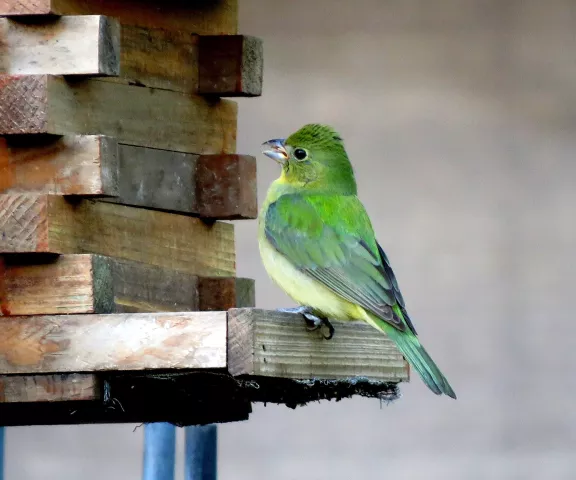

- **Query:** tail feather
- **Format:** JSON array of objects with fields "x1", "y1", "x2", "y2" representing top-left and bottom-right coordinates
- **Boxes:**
[{"x1": 367, "y1": 315, "x2": 456, "y2": 399}]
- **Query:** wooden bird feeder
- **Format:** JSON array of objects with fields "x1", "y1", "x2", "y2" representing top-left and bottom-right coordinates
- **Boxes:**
[{"x1": 0, "y1": 0, "x2": 408, "y2": 428}]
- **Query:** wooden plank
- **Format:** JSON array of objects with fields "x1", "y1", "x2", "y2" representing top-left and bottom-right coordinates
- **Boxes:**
[
  {"x1": 0, "y1": 253, "x2": 254, "y2": 315},
  {"x1": 227, "y1": 308, "x2": 409, "y2": 382},
  {"x1": 0, "y1": 75, "x2": 237, "y2": 154},
  {"x1": 0, "y1": 15, "x2": 120, "y2": 76},
  {"x1": 0, "y1": 195, "x2": 235, "y2": 276},
  {"x1": 101, "y1": 147, "x2": 256, "y2": 219},
  {"x1": 0, "y1": 311, "x2": 227, "y2": 374},
  {"x1": 0, "y1": 374, "x2": 98, "y2": 402},
  {"x1": 198, "y1": 35, "x2": 263, "y2": 97},
  {"x1": 0, "y1": 135, "x2": 118, "y2": 195},
  {"x1": 0, "y1": 253, "x2": 113, "y2": 316},
  {"x1": 0, "y1": 0, "x2": 238, "y2": 34},
  {"x1": 100, "y1": 28, "x2": 263, "y2": 97}
]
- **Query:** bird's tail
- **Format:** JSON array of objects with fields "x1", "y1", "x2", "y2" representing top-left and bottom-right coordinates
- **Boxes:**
[{"x1": 366, "y1": 314, "x2": 456, "y2": 399}]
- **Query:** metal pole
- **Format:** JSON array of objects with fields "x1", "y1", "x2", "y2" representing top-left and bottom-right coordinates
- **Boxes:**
[
  {"x1": 184, "y1": 425, "x2": 217, "y2": 480},
  {"x1": 0, "y1": 427, "x2": 4, "y2": 480},
  {"x1": 143, "y1": 423, "x2": 176, "y2": 480}
]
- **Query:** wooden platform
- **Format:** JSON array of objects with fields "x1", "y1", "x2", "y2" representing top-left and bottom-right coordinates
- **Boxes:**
[{"x1": 0, "y1": 308, "x2": 408, "y2": 426}]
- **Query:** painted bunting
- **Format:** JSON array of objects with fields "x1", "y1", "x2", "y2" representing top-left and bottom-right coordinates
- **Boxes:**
[{"x1": 258, "y1": 123, "x2": 456, "y2": 398}]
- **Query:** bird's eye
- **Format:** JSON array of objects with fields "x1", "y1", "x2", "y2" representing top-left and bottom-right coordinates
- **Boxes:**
[{"x1": 293, "y1": 148, "x2": 308, "y2": 161}]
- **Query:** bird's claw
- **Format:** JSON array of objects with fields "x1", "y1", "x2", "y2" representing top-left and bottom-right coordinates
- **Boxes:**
[{"x1": 275, "y1": 306, "x2": 335, "y2": 340}]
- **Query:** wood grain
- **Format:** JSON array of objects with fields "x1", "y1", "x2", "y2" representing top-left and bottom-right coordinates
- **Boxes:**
[
  {"x1": 0, "y1": 0, "x2": 238, "y2": 34},
  {"x1": 100, "y1": 147, "x2": 256, "y2": 219},
  {"x1": 198, "y1": 35, "x2": 263, "y2": 97},
  {"x1": 0, "y1": 135, "x2": 118, "y2": 195},
  {"x1": 0, "y1": 195, "x2": 235, "y2": 276},
  {"x1": 0, "y1": 311, "x2": 227, "y2": 374},
  {"x1": 0, "y1": 253, "x2": 113, "y2": 316},
  {"x1": 227, "y1": 308, "x2": 409, "y2": 382},
  {"x1": 0, "y1": 373, "x2": 98, "y2": 402},
  {"x1": 0, "y1": 75, "x2": 237, "y2": 154},
  {"x1": 0, "y1": 15, "x2": 120, "y2": 76}
]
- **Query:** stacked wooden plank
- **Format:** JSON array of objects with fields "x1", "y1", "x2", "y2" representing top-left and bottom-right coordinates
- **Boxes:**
[{"x1": 0, "y1": 0, "x2": 408, "y2": 427}]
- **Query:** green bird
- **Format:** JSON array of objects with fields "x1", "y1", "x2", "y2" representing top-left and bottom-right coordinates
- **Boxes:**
[{"x1": 258, "y1": 123, "x2": 456, "y2": 398}]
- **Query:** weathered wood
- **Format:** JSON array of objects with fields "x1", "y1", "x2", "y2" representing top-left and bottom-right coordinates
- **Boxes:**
[
  {"x1": 227, "y1": 308, "x2": 409, "y2": 382},
  {"x1": 100, "y1": 147, "x2": 256, "y2": 219},
  {"x1": 108, "y1": 24, "x2": 199, "y2": 93},
  {"x1": 0, "y1": 0, "x2": 238, "y2": 34},
  {"x1": 197, "y1": 277, "x2": 255, "y2": 311},
  {"x1": 0, "y1": 253, "x2": 113, "y2": 316},
  {"x1": 199, "y1": 35, "x2": 263, "y2": 97},
  {"x1": 99, "y1": 28, "x2": 263, "y2": 97},
  {"x1": 0, "y1": 311, "x2": 227, "y2": 374},
  {"x1": 0, "y1": 135, "x2": 118, "y2": 195},
  {"x1": 0, "y1": 374, "x2": 98, "y2": 402},
  {"x1": 0, "y1": 15, "x2": 120, "y2": 76},
  {"x1": 0, "y1": 195, "x2": 235, "y2": 275},
  {"x1": 0, "y1": 75, "x2": 237, "y2": 154}
]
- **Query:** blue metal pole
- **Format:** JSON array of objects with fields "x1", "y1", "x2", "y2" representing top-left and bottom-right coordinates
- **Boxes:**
[
  {"x1": 143, "y1": 423, "x2": 176, "y2": 480},
  {"x1": 184, "y1": 425, "x2": 217, "y2": 480},
  {"x1": 0, "y1": 427, "x2": 4, "y2": 480}
]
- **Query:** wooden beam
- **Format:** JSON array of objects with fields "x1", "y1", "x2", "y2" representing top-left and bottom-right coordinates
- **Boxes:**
[
  {"x1": 101, "y1": 147, "x2": 257, "y2": 219},
  {"x1": 0, "y1": 195, "x2": 235, "y2": 276},
  {"x1": 100, "y1": 28, "x2": 263, "y2": 97},
  {"x1": 0, "y1": 135, "x2": 118, "y2": 196},
  {"x1": 0, "y1": 15, "x2": 120, "y2": 76},
  {"x1": 198, "y1": 35, "x2": 263, "y2": 97},
  {"x1": 0, "y1": 138, "x2": 256, "y2": 219},
  {"x1": 0, "y1": 0, "x2": 238, "y2": 34},
  {"x1": 0, "y1": 311, "x2": 227, "y2": 374},
  {"x1": 0, "y1": 253, "x2": 113, "y2": 316},
  {"x1": 0, "y1": 75, "x2": 237, "y2": 154},
  {"x1": 0, "y1": 374, "x2": 98, "y2": 402},
  {"x1": 227, "y1": 308, "x2": 409, "y2": 382}
]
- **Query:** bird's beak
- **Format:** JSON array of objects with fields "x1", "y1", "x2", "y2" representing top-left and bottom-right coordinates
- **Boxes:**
[{"x1": 261, "y1": 138, "x2": 288, "y2": 164}]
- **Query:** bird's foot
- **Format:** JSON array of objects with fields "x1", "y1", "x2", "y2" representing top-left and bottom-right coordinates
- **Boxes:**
[{"x1": 276, "y1": 306, "x2": 335, "y2": 340}]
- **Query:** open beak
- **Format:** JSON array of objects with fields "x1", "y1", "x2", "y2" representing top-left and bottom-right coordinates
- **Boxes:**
[{"x1": 261, "y1": 138, "x2": 288, "y2": 164}]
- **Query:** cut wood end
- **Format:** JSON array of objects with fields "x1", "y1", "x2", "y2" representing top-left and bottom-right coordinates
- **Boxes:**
[
  {"x1": 198, "y1": 35, "x2": 263, "y2": 97},
  {"x1": 196, "y1": 154, "x2": 257, "y2": 219}
]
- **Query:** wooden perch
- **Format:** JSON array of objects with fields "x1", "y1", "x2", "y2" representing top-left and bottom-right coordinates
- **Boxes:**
[
  {"x1": 0, "y1": 136, "x2": 257, "y2": 219},
  {"x1": 0, "y1": 0, "x2": 238, "y2": 34},
  {"x1": 0, "y1": 253, "x2": 254, "y2": 316},
  {"x1": 0, "y1": 308, "x2": 407, "y2": 383},
  {"x1": 199, "y1": 35, "x2": 263, "y2": 97},
  {"x1": 0, "y1": 15, "x2": 120, "y2": 76},
  {"x1": 0, "y1": 135, "x2": 118, "y2": 196},
  {"x1": 103, "y1": 148, "x2": 258, "y2": 219},
  {"x1": 228, "y1": 308, "x2": 409, "y2": 382},
  {"x1": 0, "y1": 195, "x2": 235, "y2": 276},
  {"x1": 0, "y1": 75, "x2": 237, "y2": 154},
  {"x1": 0, "y1": 374, "x2": 98, "y2": 403},
  {"x1": 0, "y1": 312, "x2": 227, "y2": 374}
]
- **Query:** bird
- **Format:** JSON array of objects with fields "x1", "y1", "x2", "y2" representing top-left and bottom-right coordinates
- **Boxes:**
[{"x1": 257, "y1": 123, "x2": 456, "y2": 399}]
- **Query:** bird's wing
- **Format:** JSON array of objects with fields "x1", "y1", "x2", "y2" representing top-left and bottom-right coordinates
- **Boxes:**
[{"x1": 264, "y1": 193, "x2": 413, "y2": 332}]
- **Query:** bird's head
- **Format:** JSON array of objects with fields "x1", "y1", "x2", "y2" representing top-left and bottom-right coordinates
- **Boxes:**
[{"x1": 261, "y1": 123, "x2": 357, "y2": 195}]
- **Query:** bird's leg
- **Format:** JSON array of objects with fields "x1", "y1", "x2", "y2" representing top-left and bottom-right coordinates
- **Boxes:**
[{"x1": 275, "y1": 306, "x2": 335, "y2": 340}]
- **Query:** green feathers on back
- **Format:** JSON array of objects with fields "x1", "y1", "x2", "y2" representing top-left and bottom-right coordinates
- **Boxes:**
[{"x1": 281, "y1": 124, "x2": 358, "y2": 195}]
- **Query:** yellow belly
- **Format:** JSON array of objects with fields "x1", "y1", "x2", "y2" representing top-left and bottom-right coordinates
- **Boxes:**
[{"x1": 259, "y1": 235, "x2": 366, "y2": 321}]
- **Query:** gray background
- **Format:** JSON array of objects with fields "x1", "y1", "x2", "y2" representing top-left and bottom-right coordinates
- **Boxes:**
[{"x1": 6, "y1": 0, "x2": 576, "y2": 478}]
